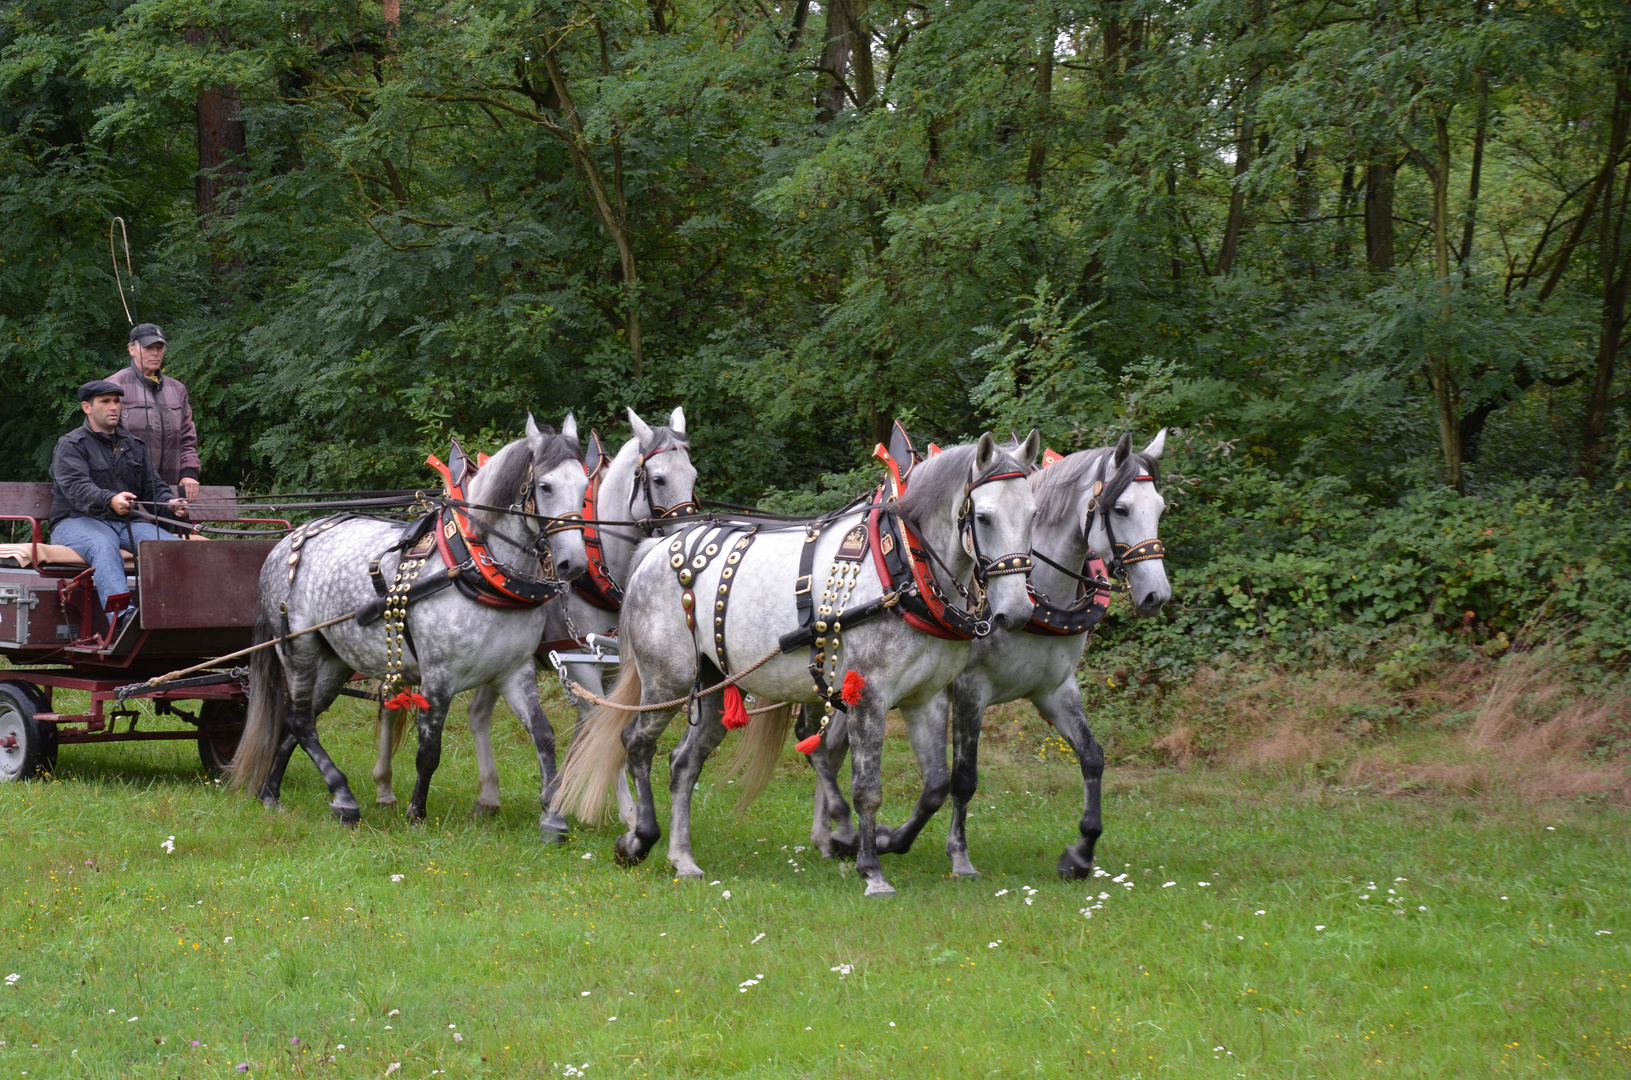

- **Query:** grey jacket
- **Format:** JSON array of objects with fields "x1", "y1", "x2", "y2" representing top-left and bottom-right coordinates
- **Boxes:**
[{"x1": 106, "y1": 362, "x2": 200, "y2": 487}]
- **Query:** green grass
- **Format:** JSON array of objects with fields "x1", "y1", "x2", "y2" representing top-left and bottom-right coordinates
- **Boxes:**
[{"x1": 2, "y1": 684, "x2": 1629, "y2": 1078}]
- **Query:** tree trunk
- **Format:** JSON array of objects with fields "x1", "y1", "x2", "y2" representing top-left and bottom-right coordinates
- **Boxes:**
[
  {"x1": 1428, "y1": 113, "x2": 1463, "y2": 493},
  {"x1": 1025, "y1": 29, "x2": 1055, "y2": 195},
  {"x1": 1364, "y1": 156, "x2": 1396, "y2": 272},
  {"x1": 1460, "y1": 67, "x2": 1489, "y2": 267},
  {"x1": 186, "y1": 29, "x2": 246, "y2": 221},
  {"x1": 816, "y1": 0, "x2": 853, "y2": 122},
  {"x1": 1335, "y1": 160, "x2": 1356, "y2": 265},
  {"x1": 541, "y1": 53, "x2": 644, "y2": 378},
  {"x1": 1582, "y1": 57, "x2": 1631, "y2": 478},
  {"x1": 845, "y1": 0, "x2": 874, "y2": 109},
  {"x1": 1287, "y1": 141, "x2": 1318, "y2": 280},
  {"x1": 1214, "y1": 105, "x2": 1255, "y2": 276}
]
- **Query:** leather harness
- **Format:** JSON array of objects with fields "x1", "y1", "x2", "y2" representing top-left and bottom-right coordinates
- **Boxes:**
[{"x1": 572, "y1": 430, "x2": 625, "y2": 613}]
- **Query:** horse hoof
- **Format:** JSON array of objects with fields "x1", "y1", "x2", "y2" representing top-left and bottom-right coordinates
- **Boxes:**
[
  {"x1": 473, "y1": 801, "x2": 500, "y2": 819},
  {"x1": 376, "y1": 793, "x2": 397, "y2": 807},
  {"x1": 404, "y1": 806, "x2": 427, "y2": 827},
  {"x1": 332, "y1": 804, "x2": 361, "y2": 827},
  {"x1": 862, "y1": 876, "x2": 897, "y2": 899},
  {"x1": 260, "y1": 796, "x2": 282, "y2": 811},
  {"x1": 613, "y1": 835, "x2": 648, "y2": 867},
  {"x1": 828, "y1": 836, "x2": 859, "y2": 859},
  {"x1": 1056, "y1": 848, "x2": 1095, "y2": 881},
  {"x1": 951, "y1": 865, "x2": 981, "y2": 880},
  {"x1": 539, "y1": 825, "x2": 569, "y2": 845}
]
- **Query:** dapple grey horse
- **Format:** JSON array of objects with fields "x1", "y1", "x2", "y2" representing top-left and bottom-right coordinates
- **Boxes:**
[
  {"x1": 554, "y1": 434, "x2": 1039, "y2": 897},
  {"x1": 371, "y1": 408, "x2": 697, "y2": 819},
  {"x1": 227, "y1": 416, "x2": 589, "y2": 837},
  {"x1": 802, "y1": 431, "x2": 1171, "y2": 879}
]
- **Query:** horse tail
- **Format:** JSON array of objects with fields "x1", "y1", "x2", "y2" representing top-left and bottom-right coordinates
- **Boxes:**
[
  {"x1": 719, "y1": 702, "x2": 796, "y2": 814},
  {"x1": 551, "y1": 660, "x2": 642, "y2": 823},
  {"x1": 226, "y1": 608, "x2": 287, "y2": 795},
  {"x1": 375, "y1": 682, "x2": 410, "y2": 754}
]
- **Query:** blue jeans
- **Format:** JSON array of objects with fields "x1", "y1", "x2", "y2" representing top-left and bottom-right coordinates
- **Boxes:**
[{"x1": 50, "y1": 517, "x2": 180, "y2": 610}]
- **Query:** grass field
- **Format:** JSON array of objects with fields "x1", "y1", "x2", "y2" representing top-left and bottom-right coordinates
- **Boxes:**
[{"x1": 2, "y1": 681, "x2": 1629, "y2": 1078}]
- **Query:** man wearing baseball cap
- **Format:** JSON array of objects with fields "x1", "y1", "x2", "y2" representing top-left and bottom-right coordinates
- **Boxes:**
[
  {"x1": 107, "y1": 323, "x2": 201, "y2": 499},
  {"x1": 49, "y1": 380, "x2": 189, "y2": 630}
]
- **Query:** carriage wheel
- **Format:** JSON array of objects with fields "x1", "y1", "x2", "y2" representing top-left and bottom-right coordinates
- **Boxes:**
[
  {"x1": 198, "y1": 700, "x2": 246, "y2": 777},
  {"x1": 0, "y1": 682, "x2": 54, "y2": 782}
]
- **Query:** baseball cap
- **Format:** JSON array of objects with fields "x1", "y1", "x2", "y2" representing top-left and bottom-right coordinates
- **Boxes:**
[
  {"x1": 128, "y1": 323, "x2": 166, "y2": 346},
  {"x1": 80, "y1": 379, "x2": 125, "y2": 402}
]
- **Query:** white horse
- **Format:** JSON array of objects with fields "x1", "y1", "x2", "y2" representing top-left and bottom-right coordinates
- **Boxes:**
[
  {"x1": 371, "y1": 408, "x2": 697, "y2": 818},
  {"x1": 554, "y1": 433, "x2": 1040, "y2": 897},
  {"x1": 804, "y1": 431, "x2": 1172, "y2": 879},
  {"x1": 229, "y1": 416, "x2": 588, "y2": 838}
]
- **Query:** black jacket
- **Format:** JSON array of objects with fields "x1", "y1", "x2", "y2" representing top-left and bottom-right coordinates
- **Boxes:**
[{"x1": 50, "y1": 423, "x2": 181, "y2": 530}]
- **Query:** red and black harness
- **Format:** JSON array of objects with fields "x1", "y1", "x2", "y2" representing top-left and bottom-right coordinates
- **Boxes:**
[
  {"x1": 353, "y1": 438, "x2": 580, "y2": 632},
  {"x1": 772, "y1": 423, "x2": 1033, "y2": 713},
  {"x1": 572, "y1": 430, "x2": 625, "y2": 613}
]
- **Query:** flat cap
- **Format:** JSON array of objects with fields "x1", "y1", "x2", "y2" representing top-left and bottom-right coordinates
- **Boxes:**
[
  {"x1": 79, "y1": 379, "x2": 125, "y2": 402},
  {"x1": 128, "y1": 323, "x2": 166, "y2": 346}
]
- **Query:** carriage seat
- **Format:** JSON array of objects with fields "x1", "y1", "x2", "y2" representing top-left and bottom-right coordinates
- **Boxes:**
[{"x1": 0, "y1": 543, "x2": 136, "y2": 572}]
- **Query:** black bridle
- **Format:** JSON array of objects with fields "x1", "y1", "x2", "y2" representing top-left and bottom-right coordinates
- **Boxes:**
[
  {"x1": 631, "y1": 443, "x2": 701, "y2": 536},
  {"x1": 1088, "y1": 462, "x2": 1166, "y2": 581}
]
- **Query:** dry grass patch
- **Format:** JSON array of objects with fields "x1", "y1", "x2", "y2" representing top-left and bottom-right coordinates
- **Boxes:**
[{"x1": 1149, "y1": 653, "x2": 1631, "y2": 804}]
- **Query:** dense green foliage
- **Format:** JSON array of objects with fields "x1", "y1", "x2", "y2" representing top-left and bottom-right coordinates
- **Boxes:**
[
  {"x1": 2, "y1": 695, "x2": 1629, "y2": 1077},
  {"x1": 4, "y1": 0, "x2": 1630, "y2": 664}
]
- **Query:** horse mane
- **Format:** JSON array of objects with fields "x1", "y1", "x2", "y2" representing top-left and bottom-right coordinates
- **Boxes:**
[
  {"x1": 1032, "y1": 439, "x2": 1161, "y2": 528},
  {"x1": 639, "y1": 424, "x2": 688, "y2": 455},
  {"x1": 467, "y1": 425, "x2": 581, "y2": 529},
  {"x1": 896, "y1": 441, "x2": 1027, "y2": 532}
]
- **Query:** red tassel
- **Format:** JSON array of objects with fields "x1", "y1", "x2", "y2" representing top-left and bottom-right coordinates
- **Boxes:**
[
  {"x1": 841, "y1": 670, "x2": 866, "y2": 706},
  {"x1": 795, "y1": 733, "x2": 822, "y2": 755},
  {"x1": 384, "y1": 691, "x2": 430, "y2": 711},
  {"x1": 721, "y1": 685, "x2": 750, "y2": 730}
]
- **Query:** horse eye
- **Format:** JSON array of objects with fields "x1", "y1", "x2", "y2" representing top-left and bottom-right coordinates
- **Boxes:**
[
  {"x1": 540, "y1": 483, "x2": 552, "y2": 496},
  {"x1": 1114, "y1": 504, "x2": 1130, "y2": 517},
  {"x1": 653, "y1": 476, "x2": 667, "y2": 486},
  {"x1": 976, "y1": 512, "x2": 992, "y2": 527}
]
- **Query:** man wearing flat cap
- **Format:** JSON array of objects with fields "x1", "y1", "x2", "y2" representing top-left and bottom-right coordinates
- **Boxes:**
[
  {"x1": 107, "y1": 323, "x2": 201, "y2": 500},
  {"x1": 49, "y1": 380, "x2": 189, "y2": 627}
]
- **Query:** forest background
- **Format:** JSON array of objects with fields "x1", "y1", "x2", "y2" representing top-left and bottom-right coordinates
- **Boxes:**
[{"x1": 3, "y1": 0, "x2": 1631, "y2": 732}]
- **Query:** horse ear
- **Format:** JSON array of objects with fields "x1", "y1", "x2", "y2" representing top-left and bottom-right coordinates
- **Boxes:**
[
  {"x1": 1142, "y1": 427, "x2": 1167, "y2": 460},
  {"x1": 974, "y1": 432, "x2": 996, "y2": 475},
  {"x1": 627, "y1": 407, "x2": 654, "y2": 448},
  {"x1": 561, "y1": 412, "x2": 579, "y2": 443},
  {"x1": 1113, "y1": 431, "x2": 1133, "y2": 466},
  {"x1": 1019, "y1": 428, "x2": 1041, "y2": 467},
  {"x1": 525, "y1": 412, "x2": 541, "y2": 440},
  {"x1": 669, "y1": 406, "x2": 686, "y2": 435}
]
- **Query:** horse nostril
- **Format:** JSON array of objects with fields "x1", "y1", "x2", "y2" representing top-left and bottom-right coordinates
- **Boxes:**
[{"x1": 1141, "y1": 591, "x2": 1161, "y2": 612}]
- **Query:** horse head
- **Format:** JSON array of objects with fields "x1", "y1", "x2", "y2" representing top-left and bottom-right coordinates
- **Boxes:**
[
  {"x1": 1086, "y1": 429, "x2": 1170, "y2": 617},
  {"x1": 626, "y1": 406, "x2": 699, "y2": 534},
  {"x1": 464, "y1": 414, "x2": 589, "y2": 583},
  {"x1": 899, "y1": 431, "x2": 1039, "y2": 633}
]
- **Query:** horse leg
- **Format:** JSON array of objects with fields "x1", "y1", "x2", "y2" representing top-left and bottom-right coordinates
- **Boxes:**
[
  {"x1": 572, "y1": 661, "x2": 637, "y2": 830},
  {"x1": 373, "y1": 703, "x2": 401, "y2": 807},
  {"x1": 801, "y1": 708, "x2": 857, "y2": 857},
  {"x1": 1036, "y1": 678, "x2": 1104, "y2": 879},
  {"x1": 280, "y1": 654, "x2": 361, "y2": 823},
  {"x1": 665, "y1": 694, "x2": 728, "y2": 879},
  {"x1": 615, "y1": 706, "x2": 677, "y2": 867},
  {"x1": 945, "y1": 678, "x2": 990, "y2": 879},
  {"x1": 468, "y1": 685, "x2": 502, "y2": 817},
  {"x1": 874, "y1": 692, "x2": 952, "y2": 857},
  {"x1": 496, "y1": 664, "x2": 568, "y2": 843},
  {"x1": 404, "y1": 688, "x2": 454, "y2": 824},
  {"x1": 260, "y1": 731, "x2": 300, "y2": 809},
  {"x1": 847, "y1": 696, "x2": 895, "y2": 898}
]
